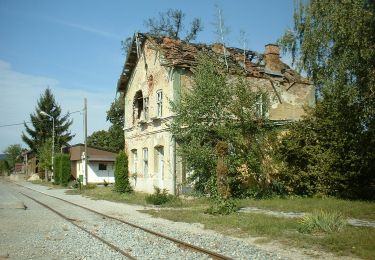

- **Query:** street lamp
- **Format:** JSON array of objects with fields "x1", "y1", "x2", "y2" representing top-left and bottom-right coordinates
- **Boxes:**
[{"x1": 40, "y1": 111, "x2": 54, "y2": 181}]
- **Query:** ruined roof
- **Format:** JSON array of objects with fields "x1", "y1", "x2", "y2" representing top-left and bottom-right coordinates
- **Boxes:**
[{"x1": 117, "y1": 33, "x2": 310, "y2": 92}]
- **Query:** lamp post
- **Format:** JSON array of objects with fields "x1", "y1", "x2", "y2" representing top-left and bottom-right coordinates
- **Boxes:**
[{"x1": 40, "y1": 111, "x2": 54, "y2": 181}]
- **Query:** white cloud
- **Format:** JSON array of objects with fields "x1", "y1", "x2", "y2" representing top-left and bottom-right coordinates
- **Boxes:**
[{"x1": 0, "y1": 60, "x2": 111, "y2": 152}]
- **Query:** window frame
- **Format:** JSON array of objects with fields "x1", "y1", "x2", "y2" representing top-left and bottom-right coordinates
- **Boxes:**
[
  {"x1": 98, "y1": 163, "x2": 107, "y2": 171},
  {"x1": 143, "y1": 147, "x2": 148, "y2": 177},
  {"x1": 156, "y1": 90, "x2": 163, "y2": 118}
]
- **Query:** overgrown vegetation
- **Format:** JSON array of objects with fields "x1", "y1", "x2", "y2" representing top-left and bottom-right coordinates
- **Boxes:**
[
  {"x1": 143, "y1": 208, "x2": 375, "y2": 259},
  {"x1": 53, "y1": 153, "x2": 71, "y2": 186},
  {"x1": 145, "y1": 187, "x2": 176, "y2": 205},
  {"x1": 298, "y1": 210, "x2": 347, "y2": 234},
  {"x1": 277, "y1": 0, "x2": 375, "y2": 199},
  {"x1": 114, "y1": 151, "x2": 132, "y2": 193},
  {"x1": 170, "y1": 51, "x2": 274, "y2": 199}
]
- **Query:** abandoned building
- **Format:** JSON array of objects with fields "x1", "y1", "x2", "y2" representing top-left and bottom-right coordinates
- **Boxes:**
[{"x1": 117, "y1": 33, "x2": 315, "y2": 195}]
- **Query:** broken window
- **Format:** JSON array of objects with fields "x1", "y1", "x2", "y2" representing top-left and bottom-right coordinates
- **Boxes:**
[
  {"x1": 156, "y1": 90, "x2": 163, "y2": 117},
  {"x1": 133, "y1": 90, "x2": 144, "y2": 122}
]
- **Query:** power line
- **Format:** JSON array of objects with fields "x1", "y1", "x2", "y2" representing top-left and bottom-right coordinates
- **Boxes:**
[
  {"x1": 0, "y1": 122, "x2": 31, "y2": 128},
  {"x1": 0, "y1": 109, "x2": 83, "y2": 128}
]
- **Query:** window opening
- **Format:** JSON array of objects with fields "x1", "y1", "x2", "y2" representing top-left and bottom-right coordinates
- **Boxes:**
[
  {"x1": 99, "y1": 163, "x2": 107, "y2": 171},
  {"x1": 133, "y1": 90, "x2": 144, "y2": 122}
]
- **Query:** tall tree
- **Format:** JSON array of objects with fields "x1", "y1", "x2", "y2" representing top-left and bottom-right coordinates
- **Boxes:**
[
  {"x1": 144, "y1": 8, "x2": 203, "y2": 42},
  {"x1": 3, "y1": 144, "x2": 22, "y2": 170},
  {"x1": 170, "y1": 52, "x2": 271, "y2": 197},
  {"x1": 22, "y1": 88, "x2": 74, "y2": 153},
  {"x1": 87, "y1": 97, "x2": 124, "y2": 152},
  {"x1": 277, "y1": 0, "x2": 375, "y2": 199}
]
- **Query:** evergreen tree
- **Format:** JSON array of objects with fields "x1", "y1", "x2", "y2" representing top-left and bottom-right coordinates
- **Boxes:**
[
  {"x1": 277, "y1": 0, "x2": 375, "y2": 199},
  {"x1": 22, "y1": 88, "x2": 74, "y2": 153},
  {"x1": 114, "y1": 151, "x2": 132, "y2": 193}
]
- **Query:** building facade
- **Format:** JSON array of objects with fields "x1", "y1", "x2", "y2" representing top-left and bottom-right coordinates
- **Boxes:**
[
  {"x1": 67, "y1": 144, "x2": 117, "y2": 184},
  {"x1": 117, "y1": 33, "x2": 315, "y2": 195}
]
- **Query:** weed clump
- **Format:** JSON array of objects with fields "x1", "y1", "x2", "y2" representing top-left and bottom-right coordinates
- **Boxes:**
[
  {"x1": 205, "y1": 197, "x2": 239, "y2": 215},
  {"x1": 298, "y1": 210, "x2": 347, "y2": 234},
  {"x1": 146, "y1": 187, "x2": 175, "y2": 205}
]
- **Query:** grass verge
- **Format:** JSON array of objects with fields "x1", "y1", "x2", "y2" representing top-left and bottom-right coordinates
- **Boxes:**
[
  {"x1": 239, "y1": 197, "x2": 375, "y2": 220},
  {"x1": 141, "y1": 209, "x2": 375, "y2": 259}
]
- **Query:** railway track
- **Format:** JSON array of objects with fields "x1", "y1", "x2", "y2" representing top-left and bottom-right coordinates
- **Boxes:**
[{"x1": 15, "y1": 183, "x2": 232, "y2": 260}]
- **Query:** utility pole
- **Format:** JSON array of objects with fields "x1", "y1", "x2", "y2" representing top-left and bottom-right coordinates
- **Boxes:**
[{"x1": 84, "y1": 98, "x2": 88, "y2": 185}]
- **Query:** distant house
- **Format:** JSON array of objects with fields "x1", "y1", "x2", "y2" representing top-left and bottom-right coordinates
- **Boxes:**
[
  {"x1": 117, "y1": 33, "x2": 315, "y2": 195},
  {"x1": 66, "y1": 144, "x2": 117, "y2": 184}
]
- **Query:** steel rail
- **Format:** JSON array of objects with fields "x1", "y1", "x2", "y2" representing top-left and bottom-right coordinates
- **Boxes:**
[
  {"x1": 16, "y1": 183, "x2": 232, "y2": 260},
  {"x1": 20, "y1": 192, "x2": 136, "y2": 259}
]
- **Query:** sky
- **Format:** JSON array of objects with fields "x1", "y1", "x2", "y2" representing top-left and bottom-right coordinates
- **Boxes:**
[{"x1": 0, "y1": 0, "x2": 295, "y2": 152}]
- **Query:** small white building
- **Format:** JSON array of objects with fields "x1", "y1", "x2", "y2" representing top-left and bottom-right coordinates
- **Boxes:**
[{"x1": 67, "y1": 144, "x2": 117, "y2": 184}]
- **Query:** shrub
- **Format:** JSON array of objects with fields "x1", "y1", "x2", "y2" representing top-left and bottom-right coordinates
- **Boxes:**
[
  {"x1": 145, "y1": 187, "x2": 175, "y2": 205},
  {"x1": 205, "y1": 197, "x2": 239, "y2": 215},
  {"x1": 114, "y1": 151, "x2": 132, "y2": 193},
  {"x1": 53, "y1": 155, "x2": 61, "y2": 184},
  {"x1": 298, "y1": 210, "x2": 347, "y2": 234},
  {"x1": 60, "y1": 154, "x2": 70, "y2": 186}
]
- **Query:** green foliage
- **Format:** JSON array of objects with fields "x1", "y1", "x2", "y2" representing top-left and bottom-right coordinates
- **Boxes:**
[
  {"x1": 0, "y1": 160, "x2": 9, "y2": 176},
  {"x1": 22, "y1": 88, "x2": 74, "y2": 153},
  {"x1": 145, "y1": 187, "x2": 175, "y2": 205},
  {"x1": 205, "y1": 197, "x2": 239, "y2": 215},
  {"x1": 53, "y1": 154, "x2": 61, "y2": 184},
  {"x1": 87, "y1": 97, "x2": 124, "y2": 152},
  {"x1": 37, "y1": 138, "x2": 52, "y2": 173},
  {"x1": 3, "y1": 144, "x2": 22, "y2": 170},
  {"x1": 114, "y1": 151, "x2": 132, "y2": 193},
  {"x1": 298, "y1": 211, "x2": 347, "y2": 234},
  {"x1": 53, "y1": 153, "x2": 70, "y2": 186},
  {"x1": 60, "y1": 154, "x2": 70, "y2": 186},
  {"x1": 170, "y1": 51, "x2": 272, "y2": 197},
  {"x1": 277, "y1": 0, "x2": 375, "y2": 199}
]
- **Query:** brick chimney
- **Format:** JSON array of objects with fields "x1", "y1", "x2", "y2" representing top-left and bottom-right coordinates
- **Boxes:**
[{"x1": 264, "y1": 44, "x2": 283, "y2": 75}]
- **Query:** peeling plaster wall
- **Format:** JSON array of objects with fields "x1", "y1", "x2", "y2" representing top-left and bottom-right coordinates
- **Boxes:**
[
  {"x1": 123, "y1": 40, "x2": 314, "y2": 195},
  {"x1": 124, "y1": 41, "x2": 182, "y2": 194},
  {"x1": 247, "y1": 77, "x2": 315, "y2": 120}
]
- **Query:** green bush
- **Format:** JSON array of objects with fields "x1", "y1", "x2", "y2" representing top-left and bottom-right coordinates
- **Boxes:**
[
  {"x1": 145, "y1": 187, "x2": 175, "y2": 205},
  {"x1": 53, "y1": 155, "x2": 61, "y2": 184},
  {"x1": 60, "y1": 154, "x2": 70, "y2": 186},
  {"x1": 298, "y1": 210, "x2": 347, "y2": 234},
  {"x1": 114, "y1": 151, "x2": 132, "y2": 193},
  {"x1": 205, "y1": 197, "x2": 239, "y2": 215}
]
